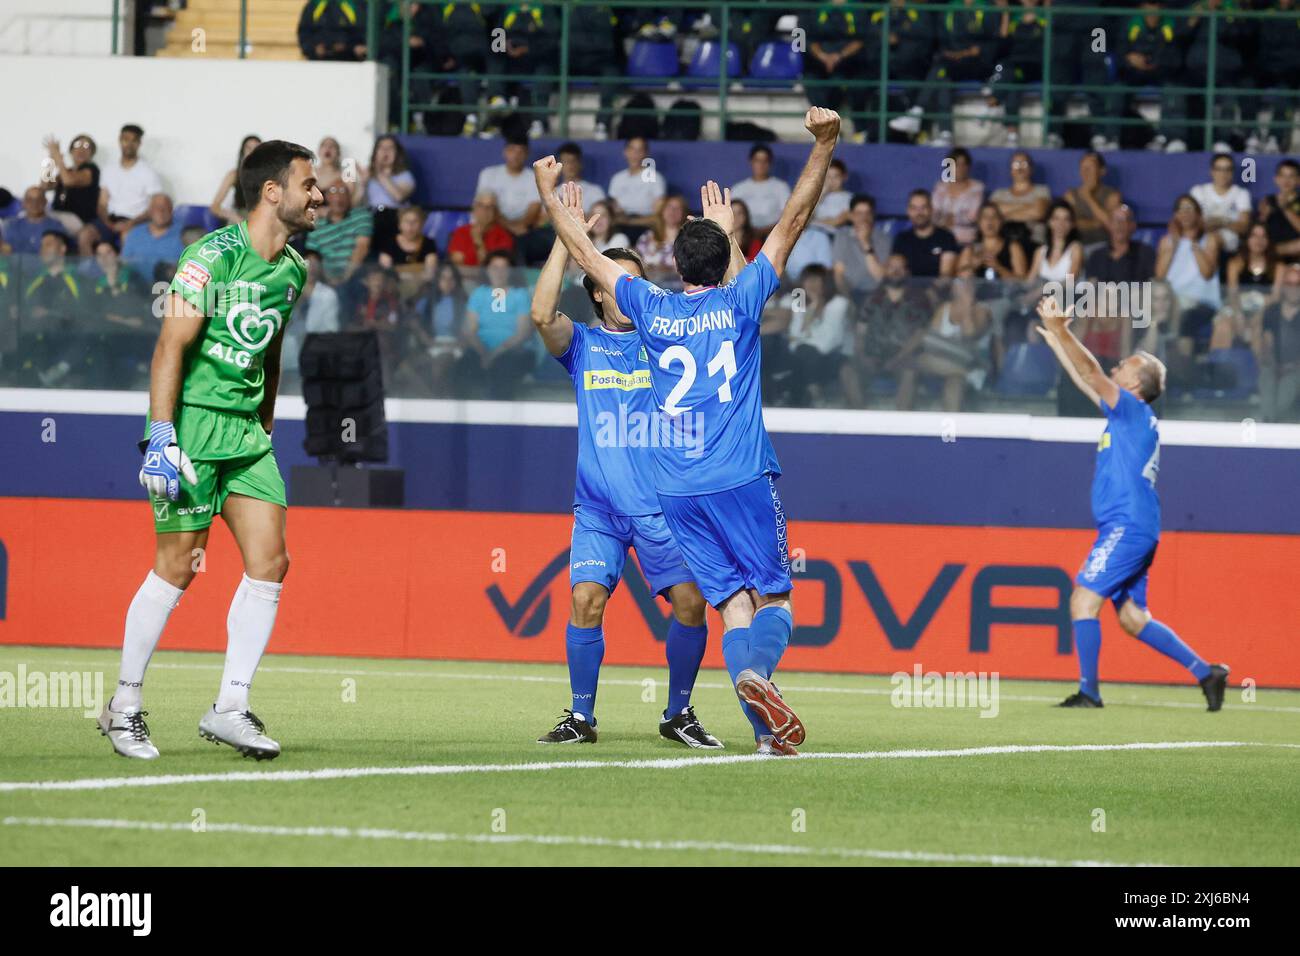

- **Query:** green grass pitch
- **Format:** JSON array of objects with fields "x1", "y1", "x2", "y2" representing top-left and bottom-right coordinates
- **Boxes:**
[{"x1": 2, "y1": 644, "x2": 1297, "y2": 866}]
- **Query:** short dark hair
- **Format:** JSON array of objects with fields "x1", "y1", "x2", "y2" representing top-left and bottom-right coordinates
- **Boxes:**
[
  {"x1": 484, "y1": 249, "x2": 514, "y2": 268},
  {"x1": 239, "y1": 140, "x2": 315, "y2": 212},
  {"x1": 799, "y1": 263, "x2": 830, "y2": 285},
  {"x1": 850, "y1": 192, "x2": 876, "y2": 213},
  {"x1": 41, "y1": 229, "x2": 69, "y2": 252},
  {"x1": 908, "y1": 188, "x2": 931, "y2": 203},
  {"x1": 830, "y1": 158, "x2": 847, "y2": 175},
  {"x1": 557, "y1": 142, "x2": 582, "y2": 159},
  {"x1": 1278, "y1": 159, "x2": 1300, "y2": 176},
  {"x1": 749, "y1": 143, "x2": 773, "y2": 161},
  {"x1": 583, "y1": 247, "x2": 645, "y2": 320},
  {"x1": 947, "y1": 147, "x2": 972, "y2": 166},
  {"x1": 1081, "y1": 149, "x2": 1106, "y2": 169},
  {"x1": 504, "y1": 130, "x2": 529, "y2": 148},
  {"x1": 673, "y1": 218, "x2": 730, "y2": 287},
  {"x1": 120, "y1": 124, "x2": 144, "y2": 138},
  {"x1": 1211, "y1": 151, "x2": 1234, "y2": 168}
]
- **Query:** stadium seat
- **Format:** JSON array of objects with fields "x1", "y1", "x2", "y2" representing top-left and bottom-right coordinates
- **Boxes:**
[
  {"x1": 627, "y1": 40, "x2": 680, "y2": 79},
  {"x1": 997, "y1": 343, "x2": 1059, "y2": 396},
  {"x1": 686, "y1": 40, "x2": 740, "y2": 84},
  {"x1": 748, "y1": 41, "x2": 802, "y2": 81},
  {"x1": 424, "y1": 209, "x2": 469, "y2": 253},
  {"x1": 176, "y1": 204, "x2": 219, "y2": 232},
  {"x1": 1192, "y1": 346, "x2": 1258, "y2": 401}
]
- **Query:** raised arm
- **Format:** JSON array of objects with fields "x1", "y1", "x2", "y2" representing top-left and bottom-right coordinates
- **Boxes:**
[
  {"x1": 530, "y1": 237, "x2": 576, "y2": 357},
  {"x1": 535, "y1": 159, "x2": 625, "y2": 298},
  {"x1": 699, "y1": 180, "x2": 746, "y2": 282},
  {"x1": 761, "y1": 107, "x2": 841, "y2": 275},
  {"x1": 1035, "y1": 295, "x2": 1119, "y2": 409}
]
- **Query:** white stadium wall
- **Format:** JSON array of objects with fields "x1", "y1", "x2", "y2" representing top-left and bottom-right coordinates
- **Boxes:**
[{"x1": 0, "y1": 54, "x2": 389, "y2": 209}]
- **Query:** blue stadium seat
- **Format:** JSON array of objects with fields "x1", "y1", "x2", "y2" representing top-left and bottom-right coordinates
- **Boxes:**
[
  {"x1": 998, "y1": 343, "x2": 1058, "y2": 396},
  {"x1": 424, "y1": 209, "x2": 469, "y2": 253},
  {"x1": 1192, "y1": 347, "x2": 1258, "y2": 401},
  {"x1": 748, "y1": 41, "x2": 802, "y2": 81},
  {"x1": 177, "y1": 204, "x2": 219, "y2": 232},
  {"x1": 686, "y1": 40, "x2": 740, "y2": 82},
  {"x1": 1133, "y1": 227, "x2": 1163, "y2": 249},
  {"x1": 628, "y1": 40, "x2": 680, "y2": 79}
]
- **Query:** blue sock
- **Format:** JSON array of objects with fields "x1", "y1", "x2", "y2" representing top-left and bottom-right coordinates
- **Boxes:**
[
  {"x1": 1135, "y1": 619, "x2": 1211, "y2": 681},
  {"x1": 748, "y1": 605, "x2": 793, "y2": 679},
  {"x1": 566, "y1": 623, "x2": 604, "y2": 722},
  {"x1": 722, "y1": 627, "x2": 768, "y2": 741},
  {"x1": 664, "y1": 620, "x2": 707, "y2": 717},
  {"x1": 1073, "y1": 618, "x2": 1102, "y2": 700}
]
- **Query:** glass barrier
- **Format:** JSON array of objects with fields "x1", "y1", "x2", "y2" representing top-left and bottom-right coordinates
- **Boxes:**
[{"x1": 2, "y1": 250, "x2": 1295, "y2": 423}]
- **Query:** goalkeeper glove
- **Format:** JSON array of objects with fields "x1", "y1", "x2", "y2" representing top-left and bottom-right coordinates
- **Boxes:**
[{"x1": 138, "y1": 420, "x2": 198, "y2": 501}]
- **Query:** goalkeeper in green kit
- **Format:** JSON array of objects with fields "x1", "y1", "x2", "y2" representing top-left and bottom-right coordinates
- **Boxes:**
[{"x1": 98, "y1": 141, "x2": 323, "y2": 761}]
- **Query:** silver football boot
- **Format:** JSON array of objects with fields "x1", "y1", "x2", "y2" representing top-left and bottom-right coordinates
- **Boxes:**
[
  {"x1": 198, "y1": 707, "x2": 281, "y2": 760},
  {"x1": 98, "y1": 702, "x2": 160, "y2": 760}
]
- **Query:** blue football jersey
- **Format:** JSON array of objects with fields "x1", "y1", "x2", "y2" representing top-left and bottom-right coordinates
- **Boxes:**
[
  {"x1": 1091, "y1": 389, "x2": 1162, "y2": 538},
  {"x1": 614, "y1": 253, "x2": 782, "y2": 496},
  {"x1": 556, "y1": 321, "x2": 662, "y2": 516}
]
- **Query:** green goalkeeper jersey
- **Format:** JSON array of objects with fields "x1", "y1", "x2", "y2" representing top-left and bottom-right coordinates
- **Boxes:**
[{"x1": 167, "y1": 221, "x2": 307, "y2": 416}]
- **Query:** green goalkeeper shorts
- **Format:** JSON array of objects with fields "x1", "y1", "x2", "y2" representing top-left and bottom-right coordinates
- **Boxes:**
[{"x1": 145, "y1": 403, "x2": 287, "y2": 533}]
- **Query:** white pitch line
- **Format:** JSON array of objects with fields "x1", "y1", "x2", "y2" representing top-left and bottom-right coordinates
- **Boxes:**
[
  {"x1": 1, "y1": 741, "x2": 1295, "y2": 795},
  {"x1": 0, "y1": 815, "x2": 1169, "y2": 867},
  {"x1": 24, "y1": 655, "x2": 1300, "y2": 714}
]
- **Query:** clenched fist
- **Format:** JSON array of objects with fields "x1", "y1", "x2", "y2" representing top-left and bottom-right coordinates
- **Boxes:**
[
  {"x1": 532, "y1": 155, "x2": 562, "y2": 197},
  {"x1": 805, "y1": 107, "x2": 841, "y2": 145}
]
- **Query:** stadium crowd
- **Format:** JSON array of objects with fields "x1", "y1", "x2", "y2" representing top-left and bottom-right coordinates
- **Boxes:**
[
  {"x1": 2, "y1": 124, "x2": 1299, "y2": 420},
  {"x1": 296, "y1": 0, "x2": 1300, "y2": 153}
]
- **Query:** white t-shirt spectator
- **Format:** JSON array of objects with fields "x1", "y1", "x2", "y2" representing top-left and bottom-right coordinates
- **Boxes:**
[
  {"x1": 367, "y1": 171, "x2": 416, "y2": 208},
  {"x1": 554, "y1": 179, "x2": 607, "y2": 213},
  {"x1": 475, "y1": 165, "x2": 537, "y2": 221},
  {"x1": 731, "y1": 176, "x2": 792, "y2": 230},
  {"x1": 101, "y1": 160, "x2": 163, "y2": 219},
  {"x1": 787, "y1": 294, "x2": 851, "y2": 355},
  {"x1": 785, "y1": 229, "x2": 834, "y2": 279},
  {"x1": 1190, "y1": 181, "x2": 1252, "y2": 254},
  {"x1": 607, "y1": 168, "x2": 666, "y2": 217},
  {"x1": 813, "y1": 189, "x2": 852, "y2": 233}
]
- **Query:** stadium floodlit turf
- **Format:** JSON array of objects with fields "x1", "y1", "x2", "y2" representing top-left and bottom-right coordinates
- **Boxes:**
[{"x1": 2, "y1": 645, "x2": 1297, "y2": 867}]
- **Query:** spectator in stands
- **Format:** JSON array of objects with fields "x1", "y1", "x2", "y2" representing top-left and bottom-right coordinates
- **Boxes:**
[
  {"x1": 1030, "y1": 200, "x2": 1084, "y2": 287},
  {"x1": 377, "y1": 2, "x2": 435, "y2": 119},
  {"x1": 448, "y1": 192, "x2": 516, "y2": 267},
  {"x1": 897, "y1": 269, "x2": 991, "y2": 411},
  {"x1": 607, "y1": 137, "x2": 666, "y2": 230},
  {"x1": 931, "y1": 147, "x2": 983, "y2": 246},
  {"x1": 396, "y1": 260, "x2": 467, "y2": 395},
  {"x1": 1259, "y1": 261, "x2": 1300, "y2": 420},
  {"x1": 803, "y1": 0, "x2": 869, "y2": 135},
  {"x1": 377, "y1": 206, "x2": 438, "y2": 299},
  {"x1": 635, "y1": 194, "x2": 688, "y2": 279},
  {"x1": 1244, "y1": 0, "x2": 1299, "y2": 154},
  {"x1": 1156, "y1": 194, "x2": 1224, "y2": 356},
  {"x1": 20, "y1": 231, "x2": 81, "y2": 386},
  {"x1": 460, "y1": 249, "x2": 535, "y2": 398},
  {"x1": 731, "y1": 199, "x2": 762, "y2": 262},
  {"x1": 1226, "y1": 222, "x2": 1280, "y2": 332},
  {"x1": 349, "y1": 265, "x2": 403, "y2": 375},
  {"x1": 486, "y1": 2, "x2": 561, "y2": 137},
  {"x1": 1105, "y1": 1, "x2": 1188, "y2": 152},
  {"x1": 990, "y1": 150, "x2": 1050, "y2": 248},
  {"x1": 730, "y1": 144, "x2": 791, "y2": 236},
  {"x1": 997, "y1": 0, "x2": 1062, "y2": 148},
  {"x1": 44, "y1": 134, "x2": 100, "y2": 232},
  {"x1": 1085, "y1": 204, "x2": 1156, "y2": 286},
  {"x1": 958, "y1": 202, "x2": 1027, "y2": 280},
  {"x1": 121, "y1": 194, "x2": 184, "y2": 281},
  {"x1": 428, "y1": 3, "x2": 490, "y2": 136},
  {"x1": 1062, "y1": 151, "x2": 1121, "y2": 248},
  {"x1": 475, "y1": 135, "x2": 541, "y2": 238},
  {"x1": 1191, "y1": 153, "x2": 1251, "y2": 258},
  {"x1": 813, "y1": 159, "x2": 853, "y2": 233},
  {"x1": 588, "y1": 200, "x2": 630, "y2": 253},
  {"x1": 779, "y1": 263, "x2": 862, "y2": 407},
  {"x1": 832, "y1": 193, "x2": 890, "y2": 298},
  {"x1": 893, "y1": 189, "x2": 959, "y2": 278},
  {"x1": 209, "y1": 135, "x2": 262, "y2": 226},
  {"x1": 855, "y1": 253, "x2": 931, "y2": 383},
  {"x1": 307, "y1": 181, "x2": 373, "y2": 282},
  {"x1": 1182, "y1": 0, "x2": 1252, "y2": 150},
  {"x1": 555, "y1": 143, "x2": 607, "y2": 213},
  {"x1": 297, "y1": 249, "x2": 342, "y2": 335},
  {"x1": 916, "y1": 0, "x2": 1002, "y2": 148},
  {"x1": 1258, "y1": 159, "x2": 1300, "y2": 263},
  {"x1": 881, "y1": 0, "x2": 939, "y2": 139},
  {"x1": 86, "y1": 240, "x2": 151, "y2": 387},
  {"x1": 363, "y1": 134, "x2": 417, "y2": 251},
  {"x1": 99, "y1": 125, "x2": 162, "y2": 238},
  {"x1": 74, "y1": 223, "x2": 102, "y2": 272},
  {"x1": 314, "y1": 136, "x2": 355, "y2": 200},
  {"x1": 297, "y1": 0, "x2": 368, "y2": 60},
  {"x1": 567, "y1": 4, "x2": 622, "y2": 141},
  {"x1": 2, "y1": 186, "x2": 68, "y2": 256}
]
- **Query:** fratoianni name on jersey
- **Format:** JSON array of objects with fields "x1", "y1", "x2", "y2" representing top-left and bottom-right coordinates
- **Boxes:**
[{"x1": 594, "y1": 404, "x2": 706, "y2": 459}]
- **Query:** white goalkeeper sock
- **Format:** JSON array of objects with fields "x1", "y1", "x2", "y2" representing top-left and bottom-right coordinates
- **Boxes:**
[
  {"x1": 114, "y1": 571, "x2": 184, "y2": 712},
  {"x1": 215, "y1": 574, "x2": 283, "y2": 713}
]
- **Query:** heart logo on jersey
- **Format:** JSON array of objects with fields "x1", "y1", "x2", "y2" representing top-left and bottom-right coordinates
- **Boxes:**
[{"x1": 226, "y1": 302, "x2": 283, "y2": 353}]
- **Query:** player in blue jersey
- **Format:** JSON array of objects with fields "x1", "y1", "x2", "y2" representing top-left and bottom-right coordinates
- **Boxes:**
[
  {"x1": 528, "y1": 184, "x2": 736, "y2": 749},
  {"x1": 534, "y1": 107, "x2": 844, "y2": 755},
  {"x1": 1036, "y1": 295, "x2": 1229, "y2": 711}
]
